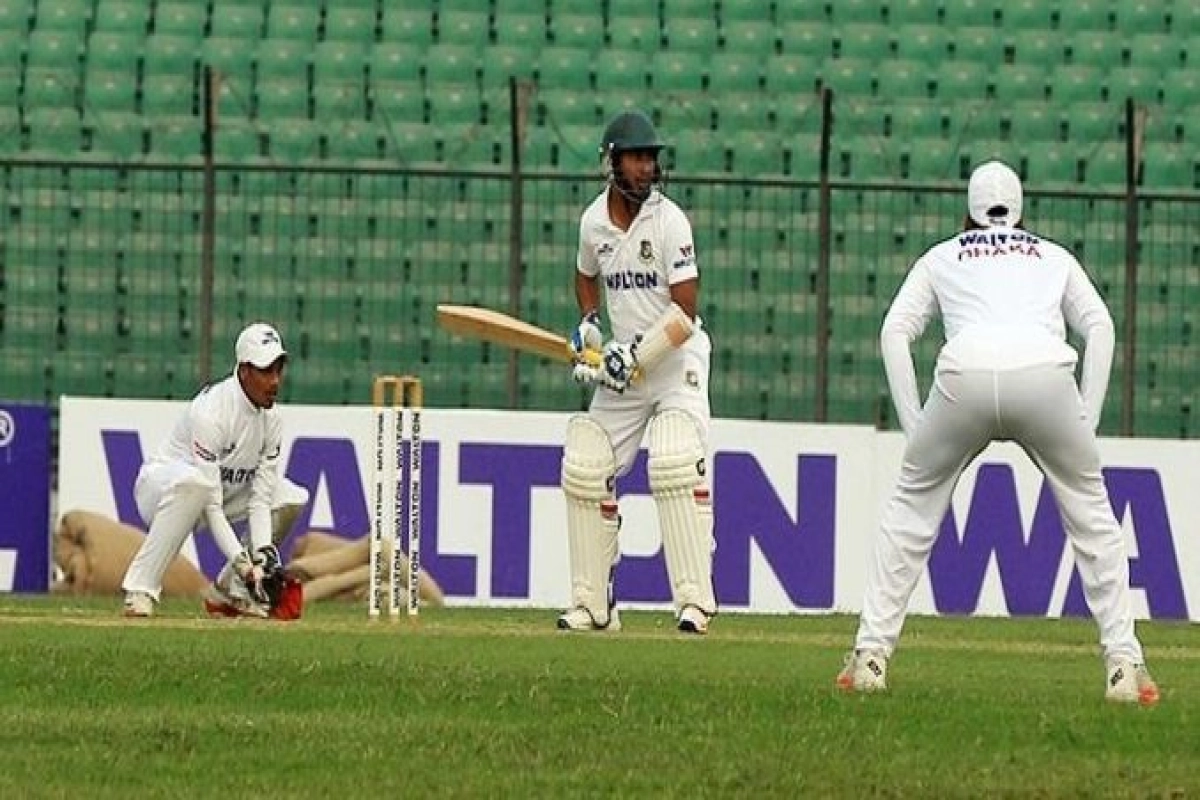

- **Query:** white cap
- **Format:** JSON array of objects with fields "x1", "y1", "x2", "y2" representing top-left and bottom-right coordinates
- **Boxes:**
[
  {"x1": 967, "y1": 160, "x2": 1023, "y2": 227},
  {"x1": 235, "y1": 322, "x2": 287, "y2": 368}
]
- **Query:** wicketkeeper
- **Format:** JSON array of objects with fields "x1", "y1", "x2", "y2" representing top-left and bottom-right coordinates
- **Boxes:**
[
  {"x1": 558, "y1": 110, "x2": 717, "y2": 634},
  {"x1": 121, "y1": 322, "x2": 309, "y2": 619}
]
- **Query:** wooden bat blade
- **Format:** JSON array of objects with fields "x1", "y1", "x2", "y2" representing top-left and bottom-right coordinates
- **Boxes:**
[{"x1": 437, "y1": 304, "x2": 577, "y2": 364}]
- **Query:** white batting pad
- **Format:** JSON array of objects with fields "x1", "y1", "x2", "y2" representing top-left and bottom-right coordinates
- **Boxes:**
[
  {"x1": 647, "y1": 409, "x2": 716, "y2": 614},
  {"x1": 561, "y1": 415, "x2": 620, "y2": 621}
]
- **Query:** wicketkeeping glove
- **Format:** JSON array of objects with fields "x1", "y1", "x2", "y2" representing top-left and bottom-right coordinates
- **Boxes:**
[
  {"x1": 600, "y1": 339, "x2": 638, "y2": 393},
  {"x1": 570, "y1": 311, "x2": 603, "y2": 360},
  {"x1": 233, "y1": 550, "x2": 270, "y2": 605}
]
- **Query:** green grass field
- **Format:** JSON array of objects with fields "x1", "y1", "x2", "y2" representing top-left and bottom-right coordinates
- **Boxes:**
[{"x1": 1, "y1": 597, "x2": 1196, "y2": 799}]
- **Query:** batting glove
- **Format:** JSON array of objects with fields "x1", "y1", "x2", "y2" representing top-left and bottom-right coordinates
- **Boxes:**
[
  {"x1": 600, "y1": 339, "x2": 638, "y2": 393},
  {"x1": 572, "y1": 362, "x2": 600, "y2": 386},
  {"x1": 570, "y1": 311, "x2": 603, "y2": 361},
  {"x1": 233, "y1": 550, "x2": 270, "y2": 605}
]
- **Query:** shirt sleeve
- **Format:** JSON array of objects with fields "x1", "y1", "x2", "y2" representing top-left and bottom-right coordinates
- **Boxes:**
[
  {"x1": 661, "y1": 206, "x2": 699, "y2": 285},
  {"x1": 1061, "y1": 258, "x2": 1115, "y2": 429},
  {"x1": 190, "y1": 409, "x2": 245, "y2": 562},
  {"x1": 247, "y1": 413, "x2": 283, "y2": 550},
  {"x1": 880, "y1": 259, "x2": 939, "y2": 436},
  {"x1": 577, "y1": 215, "x2": 599, "y2": 277}
]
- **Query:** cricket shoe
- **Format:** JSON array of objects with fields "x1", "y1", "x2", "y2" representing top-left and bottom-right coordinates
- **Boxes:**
[
  {"x1": 677, "y1": 605, "x2": 712, "y2": 635},
  {"x1": 203, "y1": 584, "x2": 269, "y2": 619},
  {"x1": 556, "y1": 606, "x2": 621, "y2": 632},
  {"x1": 122, "y1": 591, "x2": 155, "y2": 618},
  {"x1": 1105, "y1": 660, "x2": 1160, "y2": 707},
  {"x1": 836, "y1": 649, "x2": 889, "y2": 693}
]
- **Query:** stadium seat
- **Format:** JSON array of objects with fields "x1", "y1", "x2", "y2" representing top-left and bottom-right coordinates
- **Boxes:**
[
  {"x1": 663, "y1": 16, "x2": 719, "y2": 53},
  {"x1": 369, "y1": 78, "x2": 424, "y2": 124},
  {"x1": 592, "y1": 48, "x2": 647, "y2": 93},
  {"x1": 777, "y1": 21, "x2": 833, "y2": 59},
  {"x1": 209, "y1": 1, "x2": 264, "y2": 41},
  {"x1": 438, "y1": 10, "x2": 491, "y2": 47},
  {"x1": 1103, "y1": 66, "x2": 1162, "y2": 104},
  {"x1": 313, "y1": 82, "x2": 367, "y2": 122},
  {"x1": 1050, "y1": 64, "x2": 1104, "y2": 104},
  {"x1": 1011, "y1": 30, "x2": 1066, "y2": 68},
  {"x1": 764, "y1": 53, "x2": 819, "y2": 95},
  {"x1": 24, "y1": 107, "x2": 82, "y2": 156},
  {"x1": 1002, "y1": 101, "x2": 1062, "y2": 142},
  {"x1": 1141, "y1": 144, "x2": 1196, "y2": 190},
  {"x1": 86, "y1": 111, "x2": 145, "y2": 160},
  {"x1": 1125, "y1": 33, "x2": 1182, "y2": 71},
  {"x1": 774, "y1": 3, "x2": 828, "y2": 24},
  {"x1": 92, "y1": 0, "x2": 146, "y2": 34},
  {"x1": 36, "y1": 0, "x2": 93, "y2": 38},
  {"x1": 729, "y1": 132, "x2": 786, "y2": 178},
  {"x1": 379, "y1": 7, "x2": 434, "y2": 46},
  {"x1": 828, "y1": 0, "x2": 884, "y2": 24},
  {"x1": 649, "y1": 50, "x2": 706, "y2": 93},
  {"x1": 140, "y1": 72, "x2": 195, "y2": 117},
  {"x1": 1002, "y1": 0, "x2": 1054, "y2": 29},
  {"x1": 941, "y1": 0, "x2": 998, "y2": 28},
  {"x1": 83, "y1": 69, "x2": 138, "y2": 115},
  {"x1": 313, "y1": 40, "x2": 367, "y2": 84},
  {"x1": 493, "y1": 13, "x2": 547, "y2": 50},
  {"x1": 933, "y1": 59, "x2": 988, "y2": 101},
  {"x1": 1023, "y1": 143, "x2": 1080, "y2": 187},
  {"x1": 24, "y1": 29, "x2": 85, "y2": 74},
  {"x1": 1054, "y1": 2, "x2": 1112, "y2": 31},
  {"x1": 152, "y1": 1, "x2": 207, "y2": 39},
  {"x1": 548, "y1": 9, "x2": 601, "y2": 49},
  {"x1": 714, "y1": 94, "x2": 769, "y2": 131},
  {"x1": 536, "y1": 45, "x2": 593, "y2": 91},
  {"x1": 834, "y1": 23, "x2": 892, "y2": 61},
  {"x1": 891, "y1": 24, "x2": 952, "y2": 64},
  {"x1": 322, "y1": 6, "x2": 377, "y2": 44},
  {"x1": 1082, "y1": 142, "x2": 1128, "y2": 187},
  {"x1": 989, "y1": 64, "x2": 1048, "y2": 102},
  {"x1": 369, "y1": 42, "x2": 424, "y2": 85},
  {"x1": 1160, "y1": 69, "x2": 1200, "y2": 110},
  {"x1": 22, "y1": 69, "x2": 79, "y2": 109},
  {"x1": 874, "y1": 59, "x2": 931, "y2": 99},
  {"x1": 254, "y1": 78, "x2": 308, "y2": 120},
  {"x1": 86, "y1": 31, "x2": 142, "y2": 74},
  {"x1": 948, "y1": 26, "x2": 1005, "y2": 64},
  {"x1": 772, "y1": 93, "x2": 823, "y2": 135},
  {"x1": 888, "y1": 100, "x2": 947, "y2": 139},
  {"x1": 720, "y1": 19, "x2": 775, "y2": 55},
  {"x1": 142, "y1": 33, "x2": 198, "y2": 76},
  {"x1": 819, "y1": 58, "x2": 874, "y2": 97},
  {"x1": 706, "y1": 52, "x2": 762, "y2": 94},
  {"x1": 1113, "y1": 1, "x2": 1167, "y2": 35},
  {"x1": 902, "y1": 137, "x2": 959, "y2": 181},
  {"x1": 265, "y1": 3, "x2": 322, "y2": 44},
  {"x1": 426, "y1": 86, "x2": 481, "y2": 125},
  {"x1": 256, "y1": 37, "x2": 311, "y2": 82},
  {"x1": 424, "y1": 45, "x2": 479, "y2": 88},
  {"x1": 323, "y1": 119, "x2": 386, "y2": 163},
  {"x1": 201, "y1": 36, "x2": 255, "y2": 92},
  {"x1": 538, "y1": 88, "x2": 597, "y2": 127},
  {"x1": 478, "y1": 45, "x2": 536, "y2": 95},
  {"x1": 1065, "y1": 30, "x2": 1123, "y2": 67},
  {"x1": 606, "y1": 11, "x2": 659, "y2": 50}
]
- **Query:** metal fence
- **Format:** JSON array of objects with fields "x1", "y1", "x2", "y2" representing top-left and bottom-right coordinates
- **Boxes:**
[{"x1": 0, "y1": 157, "x2": 1196, "y2": 439}]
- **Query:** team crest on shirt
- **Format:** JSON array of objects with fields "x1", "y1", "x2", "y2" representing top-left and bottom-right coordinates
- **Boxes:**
[{"x1": 639, "y1": 240, "x2": 653, "y2": 262}]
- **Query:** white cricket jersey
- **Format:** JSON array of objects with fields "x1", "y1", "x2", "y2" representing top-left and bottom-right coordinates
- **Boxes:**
[
  {"x1": 576, "y1": 188, "x2": 700, "y2": 343},
  {"x1": 150, "y1": 373, "x2": 283, "y2": 521},
  {"x1": 882, "y1": 225, "x2": 1115, "y2": 432}
]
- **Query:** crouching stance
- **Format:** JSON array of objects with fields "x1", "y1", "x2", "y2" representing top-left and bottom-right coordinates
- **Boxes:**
[{"x1": 122, "y1": 322, "x2": 309, "y2": 619}]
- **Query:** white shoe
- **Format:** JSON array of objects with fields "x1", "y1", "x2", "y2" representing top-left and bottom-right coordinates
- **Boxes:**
[
  {"x1": 1105, "y1": 659, "x2": 1160, "y2": 706},
  {"x1": 836, "y1": 649, "x2": 888, "y2": 692},
  {"x1": 556, "y1": 606, "x2": 621, "y2": 632},
  {"x1": 203, "y1": 584, "x2": 269, "y2": 619},
  {"x1": 677, "y1": 605, "x2": 712, "y2": 635},
  {"x1": 122, "y1": 591, "x2": 155, "y2": 618}
]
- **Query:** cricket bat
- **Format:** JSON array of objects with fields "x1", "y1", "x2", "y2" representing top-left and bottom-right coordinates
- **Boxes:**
[{"x1": 436, "y1": 304, "x2": 601, "y2": 366}]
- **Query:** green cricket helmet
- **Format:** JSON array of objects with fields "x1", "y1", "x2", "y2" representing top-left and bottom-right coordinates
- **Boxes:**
[{"x1": 599, "y1": 110, "x2": 666, "y2": 202}]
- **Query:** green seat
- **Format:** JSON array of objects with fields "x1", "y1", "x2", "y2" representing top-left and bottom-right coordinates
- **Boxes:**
[
  {"x1": 379, "y1": 7, "x2": 434, "y2": 46},
  {"x1": 209, "y1": 0, "x2": 263, "y2": 40},
  {"x1": 22, "y1": 69, "x2": 79, "y2": 108},
  {"x1": 820, "y1": 58, "x2": 874, "y2": 97},
  {"x1": 369, "y1": 79, "x2": 425, "y2": 124},
  {"x1": 323, "y1": 6, "x2": 376, "y2": 44},
  {"x1": 1161, "y1": 68, "x2": 1200, "y2": 110},
  {"x1": 24, "y1": 107, "x2": 82, "y2": 156},
  {"x1": 989, "y1": 63, "x2": 1047, "y2": 102},
  {"x1": 1141, "y1": 145, "x2": 1196, "y2": 190},
  {"x1": 92, "y1": 0, "x2": 146, "y2": 34},
  {"x1": 201, "y1": 36, "x2": 255, "y2": 91},
  {"x1": 536, "y1": 45, "x2": 593, "y2": 91},
  {"x1": 834, "y1": 23, "x2": 893, "y2": 61},
  {"x1": 324, "y1": 119, "x2": 386, "y2": 163},
  {"x1": 424, "y1": 44, "x2": 478, "y2": 87},
  {"x1": 314, "y1": 40, "x2": 367, "y2": 84},
  {"x1": 549, "y1": 13, "x2": 603, "y2": 49},
  {"x1": 606, "y1": 12, "x2": 659, "y2": 50},
  {"x1": 427, "y1": 86, "x2": 480, "y2": 125},
  {"x1": 313, "y1": 82, "x2": 367, "y2": 121},
  {"x1": 1003, "y1": 101, "x2": 1062, "y2": 142},
  {"x1": 1023, "y1": 144, "x2": 1080, "y2": 188},
  {"x1": 706, "y1": 52, "x2": 762, "y2": 94},
  {"x1": 886, "y1": 0, "x2": 941, "y2": 25},
  {"x1": 478, "y1": 44, "x2": 536, "y2": 92},
  {"x1": 145, "y1": 114, "x2": 203, "y2": 161},
  {"x1": 663, "y1": 16, "x2": 718, "y2": 53},
  {"x1": 1126, "y1": 33, "x2": 1182, "y2": 71},
  {"x1": 256, "y1": 37, "x2": 311, "y2": 82},
  {"x1": 778, "y1": 21, "x2": 833, "y2": 59},
  {"x1": 1083, "y1": 142, "x2": 1127, "y2": 188},
  {"x1": 85, "y1": 110, "x2": 145, "y2": 160},
  {"x1": 941, "y1": 0, "x2": 998, "y2": 28},
  {"x1": 142, "y1": 33, "x2": 198, "y2": 75},
  {"x1": 37, "y1": 0, "x2": 94, "y2": 37},
  {"x1": 83, "y1": 69, "x2": 137, "y2": 114},
  {"x1": 720, "y1": 18, "x2": 775, "y2": 55},
  {"x1": 763, "y1": 53, "x2": 818, "y2": 94},
  {"x1": 1050, "y1": 64, "x2": 1103, "y2": 104},
  {"x1": 265, "y1": 3, "x2": 321, "y2": 43},
  {"x1": 438, "y1": 10, "x2": 491, "y2": 47},
  {"x1": 774, "y1": 3, "x2": 828, "y2": 24},
  {"x1": 592, "y1": 47, "x2": 645, "y2": 92},
  {"x1": 1065, "y1": 31, "x2": 1122, "y2": 67},
  {"x1": 263, "y1": 118, "x2": 322, "y2": 163},
  {"x1": 875, "y1": 58, "x2": 931, "y2": 99},
  {"x1": 493, "y1": 13, "x2": 546, "y2": 49},
  {"x1": 85, "y1": 31, "x2": 142, "y2": 73},
  {"x1": 141, "y1": 72, "x2": 195, "y2": 116},
  {"x1": 152, "y1": 1, "x2": 207, "y2": 39},
  {"x1": 903, "y1": 137, "x2": 960, "y2": 181},
  {"x1": 24, "y1": 29, "x2": 85, "y2": 73},
  {"x1": 828, "y1": 0, "x2": 884, "y2": 24},
  {"x1": 887, "y1": 100, "x2": 947, "y2": 139},
  {"x1": 650, "y1": 50, "x2": 706, "y2": 93},
  {"x1": 213, "y1": 119, "x2": 263, "y2": 162},
  {"x1": 1055, "y1": 2, "x2": 1112, "y2": 31},
  {"x1": 369, "y1": 42, "x2": 424, "y2": 85},
  {"x1": 1113, "y1": 1, "x2": 1166, "y2": 34},
  {"x1": 1103, "y1": 66, "x2": 1162, "y2": 104},
  {"x1": 0, "y1": 0, "x2": 32, "y2": 33},
  {"x1": 715, "y1": 95, "x2": 768, "y2": 131},
  {"x1": 933, "y1": 59, "x2": 988, "y2": 100},
  {"x1": 729, "y1": 132, "x2": 786, "y2": 178},
  {"x1": 255, "y1": 77, "x2": 308, "y2": 120},
  {"x1": 1011, "y1": 30, "x2": 1066, "y2": 67},
  {"x1": 891, "y1": 23, "x2": 952, "y2": 64},
  {"x1": 537, "y1": 87, "x2": 596, "y2": 127},
  {"x1": 1065, "y1": 101, "x2": 1118, "y2": 141}
]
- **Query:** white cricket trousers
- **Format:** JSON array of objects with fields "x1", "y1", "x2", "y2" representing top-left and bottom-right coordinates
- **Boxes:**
[
  {"x1": 855, "y1": 363, "x2": 1145, "y2": 663},
  {"x1": 122, "y1": 461, "x2": 309, "y2": 600}
]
